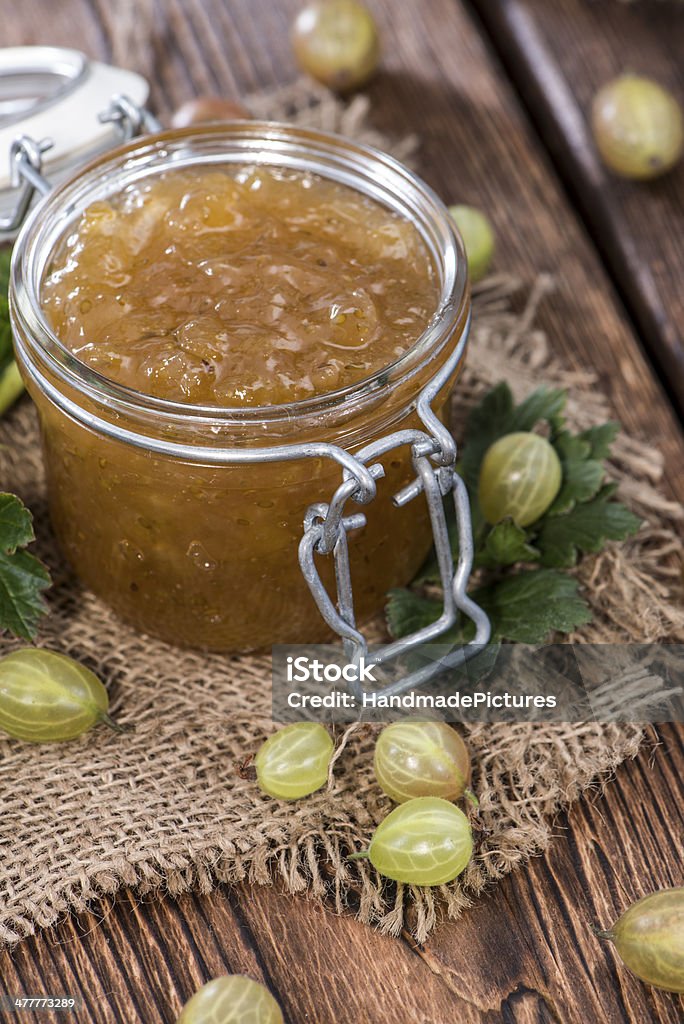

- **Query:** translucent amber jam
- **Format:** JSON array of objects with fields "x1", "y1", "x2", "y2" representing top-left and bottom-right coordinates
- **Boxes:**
[
  {"x1": 14, "y1": 128, "x2": 468, "y2": 652},
  {"x1": 41, "y1": 166, "x2": 438, "y2": 406}
]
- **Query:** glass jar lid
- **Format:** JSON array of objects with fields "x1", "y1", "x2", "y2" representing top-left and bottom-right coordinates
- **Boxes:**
[{"x1": 0, "y1": 46, "x2": 149, "y2": 220}]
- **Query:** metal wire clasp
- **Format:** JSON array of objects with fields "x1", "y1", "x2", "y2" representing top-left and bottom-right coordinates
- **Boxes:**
[
  {"x1": 0, "y1": 96, "x2": 160, "y2": 235},
  {"x1": 0, "y1": 136, "x2": 54, "y2": 233},
  {"x1": 98, "y1": 94, "x2": 162, "y2": 139},
  {"x1": 298, "y1": 318, "x2": 491, "y2": 699}
]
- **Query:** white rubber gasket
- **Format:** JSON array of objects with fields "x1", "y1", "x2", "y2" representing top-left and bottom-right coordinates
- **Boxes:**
[{"x1": 0, "y1": 46, "x2": 149, "y2": 197}]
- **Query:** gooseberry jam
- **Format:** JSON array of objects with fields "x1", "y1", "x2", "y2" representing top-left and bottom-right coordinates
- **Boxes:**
[
  {"x1": 11, "y1": 123, "x2": 469, "y2": 651},
  {"x1": 42, "y1": 166, "x2": 438, "y2": 405}
]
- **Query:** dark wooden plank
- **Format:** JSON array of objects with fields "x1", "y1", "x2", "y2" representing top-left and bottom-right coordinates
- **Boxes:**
[
  {"x1": 1, "y1": 887, "x2": 275, "y2": 1023},
  {"x1": 1, "y1": 1, "x2": 683, "y2": 1023},
  {"x1": 426, "y1": 723, "x2": 684, "y2": 1024},
  {"x1": 350, "y1": 0, "x2": 684, "y2": 504},
  {"x1": 471, "y1": 0, "x2": 684, "y2": 413}
]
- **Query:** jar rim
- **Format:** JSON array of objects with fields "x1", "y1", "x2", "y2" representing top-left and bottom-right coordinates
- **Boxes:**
[{"x1": 10, "y1": 120, "x2": 468, "y2": 430}]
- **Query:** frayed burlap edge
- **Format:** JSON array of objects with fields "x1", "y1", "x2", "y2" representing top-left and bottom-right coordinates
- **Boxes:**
[{"x1": 0, "y1": 87, "x2": 682, "y2": 949}]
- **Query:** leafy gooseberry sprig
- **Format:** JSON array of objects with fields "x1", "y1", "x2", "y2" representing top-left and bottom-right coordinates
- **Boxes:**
[{"x1": 386, "y1": 383, "x2": 642, "y2": 646}]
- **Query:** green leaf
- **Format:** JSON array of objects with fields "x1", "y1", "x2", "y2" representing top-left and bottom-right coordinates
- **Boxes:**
[
  {"x1": 0, "y1": 490, "x2": 51, "y2": 639},
  {"x1": 0, "y1": 492, "x2": 35, "y2": 553},
  {"x1": 597, "y1": 481, "x2": 619, "y2": 500},
  {"x1": 546, "y1": 429, "x2": 605, "y2": 515},
  {"x1": 476, "y1": 519, "x2": 539, "y2": 568},
  {"x1": 537, "y1": 491, "x2": 642, "y2": 568},
  {"x1": 386, "y1": 571, "x2": 590, "y2": 646},
  {"x1": 460, "y1": 382, "x2": 515, "y2": 491},
  {"x1": 386, "y1": 588, "x2": 442, "y2": 638},
  {"x1": 0, "y1": 548, "x2": 51, "y2": 641},
  {"x1": 473, "y1": 569, "x2": 591, "y2": 643},
  {"x1": 548, "y1": 459, "x2": 604, "y2": 515},
  {"x1": 547, "y1": 460, "x2": 604, "y2": 516},
  {"x1": 578, "y1": 421, "x2": 620, "y2": 461},
  {"x1": 553, "y1": 431, "x2": 591, "y2": 462},
  {"x1": 508, "y1": 387, "x2": 566, "y2": 432}
]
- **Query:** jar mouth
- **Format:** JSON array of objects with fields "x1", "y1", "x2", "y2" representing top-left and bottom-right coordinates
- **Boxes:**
[{"x1": 11, "y1": 121, "x2": 468, "y2": 429}]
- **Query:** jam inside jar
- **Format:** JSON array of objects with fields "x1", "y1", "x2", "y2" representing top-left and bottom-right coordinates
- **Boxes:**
[{"x1": 10, "y1": 123, "x2": 469, "y2": 652}]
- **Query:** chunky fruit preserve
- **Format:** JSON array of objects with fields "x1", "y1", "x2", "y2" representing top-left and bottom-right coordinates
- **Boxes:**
[
  {"x1": 13, "y1": 125, "x2": 469, "y2": 651},
  {"x1": 42, "y1": 166, "x2": 438, "y2": 406}
]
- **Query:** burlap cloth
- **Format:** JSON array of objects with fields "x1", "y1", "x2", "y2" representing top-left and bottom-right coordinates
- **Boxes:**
[{"x1": 1, "y1": 84, "x2": 683, "y2": 948}]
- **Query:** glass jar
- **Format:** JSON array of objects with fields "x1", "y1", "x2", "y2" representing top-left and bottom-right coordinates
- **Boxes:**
[{"x1": 10, "y1": 122, "x2": 470, "y2": 652}]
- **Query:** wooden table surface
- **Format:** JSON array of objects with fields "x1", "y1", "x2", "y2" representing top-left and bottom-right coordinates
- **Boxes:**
[{"x1": 2, "y1": 1, "x2": 684, "y2": 1022}]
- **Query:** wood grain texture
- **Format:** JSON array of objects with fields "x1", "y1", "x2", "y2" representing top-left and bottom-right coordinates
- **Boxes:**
[
  {"x1": 2, "y1": 726, "x2": 683, "y2": 1023},
  {"x1": 471, "y1": 0, "x2": 684, "y2": 413},
  {"x1": 0, "y1": 0, "x2": 683, "y2": 1022}
]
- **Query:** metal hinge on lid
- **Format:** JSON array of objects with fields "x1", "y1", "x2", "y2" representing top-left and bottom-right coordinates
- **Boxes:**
[
  {"x1": 0, "y1": 95, "x2": 161, "y2": 234},
  {"x1": 0, "y1": 46, "x2": 154, "y2": 233}
]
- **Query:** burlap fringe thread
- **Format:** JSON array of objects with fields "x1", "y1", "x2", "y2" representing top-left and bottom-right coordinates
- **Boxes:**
[{"x1": 0, "y1": 87, "x2": 682, "y2": 949}]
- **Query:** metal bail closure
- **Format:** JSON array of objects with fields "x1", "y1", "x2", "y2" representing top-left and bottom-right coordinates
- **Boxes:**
[
  {"x1": 0, "y1": 135, "x2": 54, "y2": 233},
  {"x1": 0, "y1": 96, "x2": 158, "y2": 236},
  {"x1": 0, "y1": 91, "x2": 159, "y2": 236},
  {"x1": 98, "y1": 94, "x2": 162, "y2": 140},
  {"x1": 298, "y1": 318, "x2": 491, "y2": 700},
  {"x1": 0, "y1": 47, "x2": 155, "y2": 236}
]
